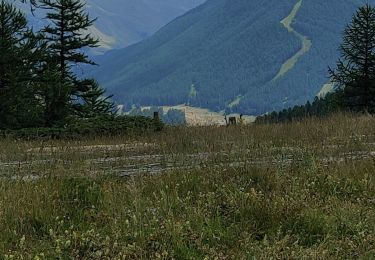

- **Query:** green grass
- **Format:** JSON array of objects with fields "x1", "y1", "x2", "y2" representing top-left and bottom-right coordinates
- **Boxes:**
[{"x1": 1, "y1": 113, "x2": 375, "y2": 259}]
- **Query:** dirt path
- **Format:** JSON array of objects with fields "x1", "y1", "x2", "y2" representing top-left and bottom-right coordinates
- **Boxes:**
[
  {"x1": 2, "y1": 141, "x2": 375, "y2": 181},
  {"x1": 273, "y1": 0, "x2": 312, "y2": 81}
]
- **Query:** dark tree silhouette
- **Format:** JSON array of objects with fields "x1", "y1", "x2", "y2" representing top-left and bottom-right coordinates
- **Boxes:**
[
  {"x1": 0, "y1": 0, "x2": 132, "y2": 132},
  {"x1": 0, "y1": 1, "x2": 44, "y2": 128},
  {"x1": 75, "y1": 79, "x2": 116, "y2": 118},
  {"x1": 39, "y1": 0, "x2": 98, "y2": 81},
  {"x1": 38, "y1": 0, "x2": 99, "y2": 125},
  {"x1": 329, "y1": 4, "x2": 375, "y2": 113}
]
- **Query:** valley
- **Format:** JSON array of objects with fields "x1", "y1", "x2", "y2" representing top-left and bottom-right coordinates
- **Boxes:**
[{"x1": 91, "y1": 0, "x2": 368, "y2": 115}]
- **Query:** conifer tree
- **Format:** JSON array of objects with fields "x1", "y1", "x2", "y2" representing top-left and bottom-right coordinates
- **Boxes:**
[
  {"x1": 329, "y1": 4, "x2": 375, "y2": 113},
  {"x1": 39, "y1": 0, "x2": 98, "y2": 81},
  {"x1": 38, "y1": 0, "x2": 99, "y2": 124},
  {"x1": 75, "y1": 79, "x2": 116, "y2": 118},
  {"x1": 37, "y1": 65, "x2": 73, "y2": 126},
  {"x1": 0, "y1": 1, "x2": 44, "y2": 128},
  {"x1": 20, "y1": 0, "x2": 37, "y2": 5}
]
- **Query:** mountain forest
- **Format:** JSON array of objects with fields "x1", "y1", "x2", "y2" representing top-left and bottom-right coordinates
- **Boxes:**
[{"x1": 90, "y1": 0, "x2": 375, "y2": 115}]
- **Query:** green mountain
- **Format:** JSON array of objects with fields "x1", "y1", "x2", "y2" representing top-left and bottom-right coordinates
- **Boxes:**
[{"x1": 90, "y1": 0, "x2": 372, "y2": 114}]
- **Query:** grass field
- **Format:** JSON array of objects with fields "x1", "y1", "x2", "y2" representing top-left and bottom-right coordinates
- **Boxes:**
[{"x1": 1, "y1": 113, "x2": 375, "y2": 259}]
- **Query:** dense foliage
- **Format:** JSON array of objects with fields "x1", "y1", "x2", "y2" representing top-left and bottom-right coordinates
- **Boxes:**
[
  {"x1": 256, "y1": 92, "x2": 344, "y2": 123},
  {"x1": 0, "y1": 115, "x2": 163, "y2": 139},
  {"x1": 0, "y1": 1, "x2": 45, "y2": 129},
  {"x1": 0, "y1": 0, "x2": 162, "y2": 135},
  {"x1": 329, "y1": 4, "x2": 375, "y2": 113}
]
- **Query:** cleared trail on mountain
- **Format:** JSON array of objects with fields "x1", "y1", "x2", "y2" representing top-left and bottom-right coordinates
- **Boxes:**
[{"x1": 273, "y1": 0, "x2": 312, "y2": 81}]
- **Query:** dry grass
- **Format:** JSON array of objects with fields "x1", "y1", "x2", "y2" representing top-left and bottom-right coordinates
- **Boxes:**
[{"x1": 1, "y1": 113, "x2": 375, "y2": 259}]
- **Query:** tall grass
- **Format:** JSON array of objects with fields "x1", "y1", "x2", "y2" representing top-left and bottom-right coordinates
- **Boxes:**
[{"x1": 1, "y1": 113, "x2": 375, "y2": 259}]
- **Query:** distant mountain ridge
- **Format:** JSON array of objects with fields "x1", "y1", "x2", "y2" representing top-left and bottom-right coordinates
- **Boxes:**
[
  {"x1": 86, "y1": 0, "x2": 206, "y2": 52},
  {"x1": 89, "y1": 0, "x2": 374, "y2": 114},
  {"x1": 18, "y1": 0, "x2": 205, "y2": 53}
]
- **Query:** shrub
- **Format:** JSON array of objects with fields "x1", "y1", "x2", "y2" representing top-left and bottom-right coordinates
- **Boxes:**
[{"x1": 0, "y1": 115, "x2": 163, "y2": 139}]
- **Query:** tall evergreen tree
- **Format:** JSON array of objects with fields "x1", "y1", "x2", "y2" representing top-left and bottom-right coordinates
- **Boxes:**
[
  {"x1": 37, "y1": 64, "x2": 73, "y2": 126},
  {"x1": 0, "y1": 0, "x2": 44, "y2": 129},
  {"x1": 38, "y1": 0, "x2": 99, "y2": 125},
  {"x1": 39, "y1": 0, "x2": 98, "y2": 81},
  {"x1": 329, "y1": 4, "x2": 375, "y2": 113}
]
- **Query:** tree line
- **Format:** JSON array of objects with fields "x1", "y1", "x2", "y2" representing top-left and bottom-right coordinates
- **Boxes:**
[
  {"x1": 0, "y1": 0, "x2": 116, "y2": 130},
  {"x1": 257, "y1": 4, "x2": 375, "y2": 123}
]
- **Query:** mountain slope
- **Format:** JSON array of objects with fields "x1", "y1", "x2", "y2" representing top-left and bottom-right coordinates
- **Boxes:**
[
  {"x1": 238, "y1": 0, "x2": 370, "y2": 113},
  {"x1": 18, "y1": 0, "x2": 205, "y2": 53},
  {"x1": 86, "y1": 0, "x2": 206, "y2": 51},
  {"x1": 89, "y1": 0, "x2": 373, "y2": 114}
]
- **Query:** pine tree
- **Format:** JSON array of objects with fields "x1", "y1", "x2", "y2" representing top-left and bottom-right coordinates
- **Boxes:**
[
  {"x1": 329, "y1": 4, "x2": 375, "y2": 113},
  {"x1": 0, "y1": 0, "x2": 30, "y2": 91},
  {"x1": 20, "y1": 0, "x2": 37, "y2": 5},
  {"x1": 38, "y1": 0, "x2": 99, "y2": 125},
  {"x1": 39, "y1": 0, "x2": 98, "y2": 81},
  {"x1": 19, "y1": 0, "x2": 38, "y2": 12},
  {"x1": 75, "y1": 79, "x2": 116, "y2": 118},
  {"x1": 37, "y1": 65, "x2": 73, "y2": 126},
  {"x1": 0, "y1": 1, "x2": 44, "y2": 129}
]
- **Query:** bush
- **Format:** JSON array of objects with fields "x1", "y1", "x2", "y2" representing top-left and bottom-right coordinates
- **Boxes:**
[{"x1": 0, "y1": 115, "x2": 163, "y2": 139}]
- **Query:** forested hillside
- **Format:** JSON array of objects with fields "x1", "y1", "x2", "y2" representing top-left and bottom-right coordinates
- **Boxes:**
[{"x1": 89, "y1": 0, "x2": 373, "y2": 114}]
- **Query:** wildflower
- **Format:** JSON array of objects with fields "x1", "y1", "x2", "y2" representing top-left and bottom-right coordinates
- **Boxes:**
[
  {"x1": 34, "y1": 254, "x2": 45, "y2": 260},
  {"x1": 95, "y1": 250, "x2": 103, "y2": 257},
  {"x1": 65, "y1": 240, "x2": 71, "y2": 247},
  {"x1": 19, "y1": 235, "x2": 26, "y2": 248}
]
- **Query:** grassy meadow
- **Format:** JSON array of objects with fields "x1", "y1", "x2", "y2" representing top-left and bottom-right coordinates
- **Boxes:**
[{"x1": 1, "y1": 113, "x2": 375, "y2": 259}]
